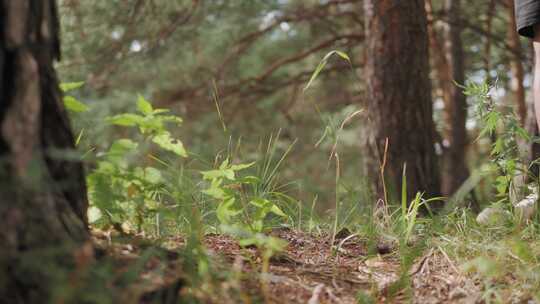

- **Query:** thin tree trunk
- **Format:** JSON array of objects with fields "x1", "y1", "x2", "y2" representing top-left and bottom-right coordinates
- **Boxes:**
[
  {"x1": 507, "y1": 0, "x2": 527, "y2": 124},
  {"x1": 0, "y1": 1, "x2": 89, "y2": 302},
  {"x1": 363, "y1": 0, "x2": 441, "y2": 204},
  {"x1": 484, "y1": 0, "x2": 499, "y2": 147},
  {"x1": 426, "y1": 0, "x2": 452, "y2": 111},
  {"x1": 484, "y1": 0, "x2": 497, "y2": 81},
  {"x1": 441, "y1": 0, "x2": 469, "y2": 197}
]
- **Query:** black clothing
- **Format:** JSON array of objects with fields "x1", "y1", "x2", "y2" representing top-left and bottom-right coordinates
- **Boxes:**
[{"x1": 516, "y1": 0, "x2": 540, "y2": 38}]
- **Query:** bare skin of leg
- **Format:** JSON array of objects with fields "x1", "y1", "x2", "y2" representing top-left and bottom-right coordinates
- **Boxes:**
[{"x1": 533, "y1": 24, "x2": 540, "y2": 129}]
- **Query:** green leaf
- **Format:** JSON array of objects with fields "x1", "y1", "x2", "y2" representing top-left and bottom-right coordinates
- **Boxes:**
[
  {"x1": 152, "y1": 132, "x2": 188, "y2": 157},
  {"x1": 495, "y1": 176, "x2": 508, "y2": 194},
  {"x1": 110, "y1": 138, "x2": 138, "y2": 151},
  {"x1": 64, "y1": 96, "x2": 89, "y2": 113},
  {"x1": 515, "y1": 126, "x2": 531, "y2": 141},
  {"x1": 152, "y1": 109, "x2": 170, "y2": 115},
  {"x1": 159, "y1": 115, "x2": 183, "y2": 125},
  {"x1": 201, "y1": 169, "x2": 223, "y2": 180},
  {"x1": 485, "y1": 112, "x2": 500, "y2": 133},
  {"x1": 203, "y1": 187, "x2": 226, "y2": 199},
  {"x1": 87, "y1": 170, "x2": 122, "y2": 222},
  {"x1": 138, "y1": 116, "x2": 164, "y2": 134},
  {"x1": 230, "y1": 162, "x2": 256, "y2": 171},
  {"x1": 201, "y1": 162, "x2": 253, "y2": 181},
  {"x1": 238, "y1": 237, "x2": 258, "y2": 247},
  {"x1": 137, "y1": 94, "x2": 153, "y2": 115},
  {"x1": 219, "y1": 158, "x2": 230, "y2": 170},
  {"x1": 491, "y1": 138, "x2": 504, "y2": 156},
  {"x1": 216, "y1": 197, "x2": 241, "y2": 224},
  {"x1": 505, "y1": 159, "x2": 517, "y2": 173},
  {"x1": 252, "y1": 219, "x2": 264, "y2": 233},
  {"x1": 250, "y1": 198, "x2": 269, "y2": 208},
  {"x1": 108, "y1": 113, "x2": 145, "y2": 127},
  {"x1": 250, "y1": 198, "x2": 287, "y2": 224},
  {"x1": 60, "y1": 82, "x2": 84, "y2": 92},
  {"x1": 270, "y1": 204, "x2": 287, "y2": 217},
  {"x1": 237, "y1": 234, "x2": 287, "y2": 254},
  {"x1": 237, "y1": 176, "x2": 260, "y2": 185},
  {"x1": 145, "y1": 200, "x2": 159, "y2": 211},
  {"x1": 201, "y1": 168, "x2": 235, "y2": 180},
  {"x1": 223, "y1": 169, "x2": 235, "y2": 180},
  {"x1": 144, "y1": 167, "x2": 163, "y2": 184},
  {"x1": 203, "y1": 179, "x2": 226, "y2": 199},
  {"x1": 107, "y1": 139, "x2": 138, "y2": 162},
  {"x1": 304, "y1": 50, "x2": 351, "y2": 92}
]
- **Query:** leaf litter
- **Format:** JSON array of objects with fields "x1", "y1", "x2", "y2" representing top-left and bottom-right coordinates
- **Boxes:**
[{"x1": 90, "y1": 227, "x2": 487, "y2": 303}]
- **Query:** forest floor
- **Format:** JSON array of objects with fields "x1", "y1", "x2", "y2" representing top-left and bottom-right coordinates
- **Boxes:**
[
  {"x1": 200, "y1": 228, "x2": 479, "y2": 303},
  {"x1": 92, "y1": 227, "x2": 515, "y2": 304}
]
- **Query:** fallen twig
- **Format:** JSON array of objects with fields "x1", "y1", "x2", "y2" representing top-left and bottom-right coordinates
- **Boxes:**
[{"x1": 308, "y1": 284, "x2": 326, "y2": 304}]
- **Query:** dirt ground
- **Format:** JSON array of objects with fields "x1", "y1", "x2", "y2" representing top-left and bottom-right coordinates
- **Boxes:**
[
  {"x1": 93, "y1": 228, "x2": 482, "y2": 303},
  {"x1": 200, "y1": 228, "x2": 481, "y2": 304}
]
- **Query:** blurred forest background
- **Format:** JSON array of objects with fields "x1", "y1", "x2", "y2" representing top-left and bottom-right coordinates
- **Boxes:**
[{"x1": 57, "y1": 0, "x2": 534, "y2": 212}]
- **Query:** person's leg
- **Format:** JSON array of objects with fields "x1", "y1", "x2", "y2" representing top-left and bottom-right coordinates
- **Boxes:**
[
  {"x1": 508, "y1": 2, "x2": 540, "y2": 224},
  {"x1": 512, "y1": 1, "x2": 540, "y2": 129},
  {"x1": 534, "y1": 24, "x2": 540, "y2": 129},
  {"x1": 515, "y1": 1, "x2": 540, "y2": 128}
]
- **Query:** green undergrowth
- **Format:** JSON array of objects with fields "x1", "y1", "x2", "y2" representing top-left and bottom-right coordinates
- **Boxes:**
[
  {"x1": 436, "y1": 210, "x2": 540, "y2": 302},
  {"x1": 55, "y1": 71, "x2": 540, "y2": 303}
]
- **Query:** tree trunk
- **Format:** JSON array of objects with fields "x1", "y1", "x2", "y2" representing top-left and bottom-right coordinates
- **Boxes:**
[
  {"x1": 507, "y1": 0, "x2": 527, "y2": 124},
  {"x1": 0, "y1": 1, "x2": 89, "y2": 302},
  {"x1": 441, "y1": 0, "x2": 469, "y2": 197},
  {"x1": 426, "y1": 0, "x2": 452, "y2": 113},
  {"x1": 483, "y1": 0, "x2": 497, "y2": 82},
  {"x1": 363, "y1": 0, "x2": 441, "y2": 204}
]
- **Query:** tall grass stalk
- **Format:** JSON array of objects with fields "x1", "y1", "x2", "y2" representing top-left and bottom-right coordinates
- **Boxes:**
[
  {"x1": 212, "y1": 79, "x2": 227, "y2": 132},
  {"x1": 309, "y1": 195, "x2": 318, "y2": 233},
  {"x1": 330, "y1": 153, "x2": 341, "y2": 251},
  {"x1": 401, "y1": 164, "x2": 408, "y2": 220}
]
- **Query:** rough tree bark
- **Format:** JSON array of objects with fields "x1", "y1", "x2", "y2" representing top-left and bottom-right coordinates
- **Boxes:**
[
  {"x1": 0, "y1": 1, "x2": 89, "y2": 302},
  {"x1": 363, "y1": 0, "x2": 441, "y2": 203},
  {"x1": 441, "y1": 0, "x2": 469, "y2": 197}
]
